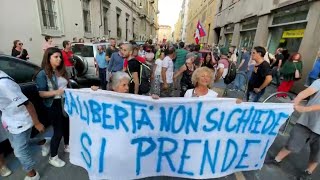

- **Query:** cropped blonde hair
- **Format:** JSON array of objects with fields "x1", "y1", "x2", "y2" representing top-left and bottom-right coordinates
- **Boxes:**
[{"x1": 191, "y1": 67, "x2": 215, "y2": 88}]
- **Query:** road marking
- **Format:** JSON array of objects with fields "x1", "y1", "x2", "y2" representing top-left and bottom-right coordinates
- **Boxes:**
[{"x1": 235, "y1": 172, "x2": 246, "y2": 180}]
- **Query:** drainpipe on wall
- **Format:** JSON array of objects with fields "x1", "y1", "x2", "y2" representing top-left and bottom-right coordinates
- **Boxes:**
[{"x1": 99, "y1": 0, "x2": 103, "y2": 38}]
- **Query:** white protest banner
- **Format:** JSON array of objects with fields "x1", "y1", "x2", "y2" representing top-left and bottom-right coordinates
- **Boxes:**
[{"x1": 64, "y1": 89, "x2": 294, "y2": 180}]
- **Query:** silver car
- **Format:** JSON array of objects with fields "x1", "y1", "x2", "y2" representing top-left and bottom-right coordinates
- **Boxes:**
[{"x1": 72, "y1": 42, "x2": 110, "y2": 80}]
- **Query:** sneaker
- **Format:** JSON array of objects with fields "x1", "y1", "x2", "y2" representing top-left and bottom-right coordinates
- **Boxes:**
[
  {"x1": 41, "y1": 139, "x2": 50, "y2": 157},
  {"x1": 49, "y1": 155, "x2": 66, "y2": 167},
  {"x1": 64, "y1": 145, "x2": 70, "y2": 153},
  {"x1": 299, "y1": 171, "x2": 312, "y2": 180},
  {"x1": 24, "y1": 171, "x2": 40, "y2": 180},
  {"x1": 0, "y1": 165, "x2": 12, "y2": 177},
  {"x1": 264, "y1": 156, "x2": 281, "y2": 166}
]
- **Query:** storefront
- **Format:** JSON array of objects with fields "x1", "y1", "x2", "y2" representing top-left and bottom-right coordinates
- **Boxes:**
[
  {"x1": 239, "y1": 17, "x2": 258, "y2": 51},
  {"x1": 224, "y1": 24, "x2": 234, "y2": 47},
  {"x1": 268, "y1": 3, "x2": 309, "y2": 55}
]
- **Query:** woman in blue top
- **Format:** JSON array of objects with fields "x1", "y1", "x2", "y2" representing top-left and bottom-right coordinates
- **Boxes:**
[
  {"x1": 306, "y1": 51, "x2": 320, "y2": 86},
  {"x1": 35, "y1": 47, "x2": 70, "y2": 168}
]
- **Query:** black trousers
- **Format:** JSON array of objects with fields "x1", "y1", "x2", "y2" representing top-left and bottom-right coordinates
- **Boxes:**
[{"x1": 48, "y1": 99, "x2": 70, "y2": 157}]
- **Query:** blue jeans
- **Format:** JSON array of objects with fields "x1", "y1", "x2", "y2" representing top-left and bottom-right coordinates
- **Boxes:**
[
  {"x1": 99, "y1": 68, "x2": 107, "y2": 90},
  {"x1": 234, "y1": 71, "x2": 246, "y2": 91},
  {"x1": 7, "y1": 128, "x2": 35, "y2": 172},
  {"x1": 247, "y1": 88, "x2": 266, "y2": 102},
  {"x1": 272, "y1": 67, "x2": 280, "y2": 86},
  {"x1": 247, "y1": 65, "x2": 254, "y2": 81}
]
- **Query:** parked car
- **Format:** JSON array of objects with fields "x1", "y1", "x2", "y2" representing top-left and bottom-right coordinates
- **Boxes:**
[
  {"x1": 0, "y1": 54, "x2": 78, "y2": 153},
  {"x1": 71, "y1": 42, "x2": 110, "y2": 80}
]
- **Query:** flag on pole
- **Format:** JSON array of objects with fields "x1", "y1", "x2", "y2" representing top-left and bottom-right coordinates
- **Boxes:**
[
  {"x1": 194, "y1": 20, "x2": 206, "y2": 44},
  {"x1": 197, "y1": 20, "x2": 206, "y2": 37},
  {"x1": 194, "y1": 29, "x2": 200, "y2": 44}
]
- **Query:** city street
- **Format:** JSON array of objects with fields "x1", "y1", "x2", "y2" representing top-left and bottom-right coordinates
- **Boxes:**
[
  {"x1": 3, "y1": 85, "x2": 320, "y2": 180},
  {"x1": 1, "y1": 0, "x2": 320, "y2": 179}
]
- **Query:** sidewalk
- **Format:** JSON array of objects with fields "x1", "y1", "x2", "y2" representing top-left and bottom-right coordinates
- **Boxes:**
[{"x1": 3, "y1": 85, "x2": 320, "y2": 180}]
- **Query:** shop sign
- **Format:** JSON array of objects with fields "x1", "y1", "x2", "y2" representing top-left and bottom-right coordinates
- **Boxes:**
[{"x1": 282, "y1": 29, "x2": 305, "y2": 38}]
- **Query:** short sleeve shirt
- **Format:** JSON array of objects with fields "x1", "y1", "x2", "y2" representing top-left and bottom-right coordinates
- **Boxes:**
[
  {"x1": 248, "y1": 61, "x2": 272, "y2": 91},
  {"x1": 11, "y1": 49, "x2": 28, "y2": 60},
  {"x1": 95, "y1": 52, "x2": 107, "y2": 69},
  {"x1": 272, "y1": 53, "x2": 284, "y2": 68},
  {"x1": 127, "y1": 59, "x2": 141, "y2": 94},
  {"x1": 161, "y1": 56, "x2": 174, "y2": 83},
  {"x1": 184, "y1": 89, "x2": 218, "y2": 98},
  {"x1": 155, "y1": 59, "x2": 163, "y2": 76},
  {"x1": 106, "y1": 47, "x2": 118, "y2": 58},
  {"x1": 0, "y1": 71, "x2": 33, "y2": 134},
  {"x1": 297, "y1": 79, "x2": 320, "y2": 134},
  {"x1": 62, "y1": 50, "x2": 74, "y2": 67}
]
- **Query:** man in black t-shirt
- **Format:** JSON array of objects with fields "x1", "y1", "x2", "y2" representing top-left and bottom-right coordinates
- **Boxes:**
[
  {"x1": 271, "y1": 48, "x2": 284, "y2": 86},
  {"x1": 106, "y1": 38, "x2": 118, "y2": 61},
  {"x1": 122, "y1": 43, "x2": 141, "y2": 94},
  {"x1": 247, "y1": 46, "x2": 272, "y2": 102}
]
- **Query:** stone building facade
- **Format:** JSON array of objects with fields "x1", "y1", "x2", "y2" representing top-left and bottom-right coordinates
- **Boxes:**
[
  {"x1": 0, "y1": 0, "x2": 159, "y2": 65},
  {"x1": 212, "y1": 0, "x2": 320, "y2": 92}
]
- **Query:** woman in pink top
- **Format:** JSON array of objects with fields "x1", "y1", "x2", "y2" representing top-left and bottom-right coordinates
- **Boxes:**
[{"x1": 42, "y1": 36, "x2": 54, "y2": 51}]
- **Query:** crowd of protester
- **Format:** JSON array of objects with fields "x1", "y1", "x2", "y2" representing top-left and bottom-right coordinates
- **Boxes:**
[{"x1": 1, "y1": 35, "x2": 320, "y2": 180}]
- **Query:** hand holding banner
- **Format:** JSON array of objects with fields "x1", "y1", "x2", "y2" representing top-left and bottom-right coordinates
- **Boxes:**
[{"x1": 65, "y1": 89, "x2": 294, "y2": 180}]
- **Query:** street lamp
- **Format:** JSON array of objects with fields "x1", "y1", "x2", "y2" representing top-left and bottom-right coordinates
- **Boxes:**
[{"x1": 139, "y1": 2, "x2": 143, "y2": 9}]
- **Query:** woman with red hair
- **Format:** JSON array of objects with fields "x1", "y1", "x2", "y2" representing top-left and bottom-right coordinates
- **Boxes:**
[{"x1": 277, "y1": 53, "x2": 303, "y2": 98}]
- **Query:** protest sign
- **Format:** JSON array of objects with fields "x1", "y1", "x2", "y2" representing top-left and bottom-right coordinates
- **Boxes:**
[{"x1": 64, "y1": 88, "x2": 294, "y2": 180}]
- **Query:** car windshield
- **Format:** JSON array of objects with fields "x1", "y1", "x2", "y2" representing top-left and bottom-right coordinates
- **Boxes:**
[{"x1": 72, "y1": 44, "x2": 94, "y2": 57}]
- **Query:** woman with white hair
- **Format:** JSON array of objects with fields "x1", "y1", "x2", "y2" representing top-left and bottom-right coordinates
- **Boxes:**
[
  {"x1": 91, "y1": 71, "x2": 130, "y2": 93},
  {"x1": 184, "y1": 67, "x2": 218, "y2": 98},
  {"x1": 91, "y1": 72, "x2": 159, "y2": 99}
]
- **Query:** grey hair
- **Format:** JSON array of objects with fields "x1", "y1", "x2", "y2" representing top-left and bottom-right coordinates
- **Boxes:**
[
  {"x1": 111, "y1": 71, "x2": 131, "y2": 90},
  {"x1": 186, "y1": 52, "x2": 196, "y2": 59},
  {"x1": 124, "y1": 43, "x2": 133, "y2": 52}
]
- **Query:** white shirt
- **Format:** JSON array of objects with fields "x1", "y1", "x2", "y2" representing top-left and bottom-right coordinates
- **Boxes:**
[
  {"x1": 0, "y1": 71, "x2": 33, "y2": 134},
  {"x1": 264, "y1": 52, "x2": 275, "y2": 64},
  {"x1": 184, "y1": 89, "x2": 218, "y2": 98},
  {"x1": 230, "y1": 53, "x2": 237, "y2": 63},
  {"x1": 57, "y1": 76, "x2": 68, "y2": 89},
  {"x1": 138, "y1": 50, "x2": 146, "y2": 57},
  {"x1": 155, "y1": 59, "x2": 163, "y2": 76},
  {"x1": 161, "y1": 56, "x2": 174, "y2": 83},
  {"x1": 217, "y1": 63, "x2": 228, "y2": 79}
]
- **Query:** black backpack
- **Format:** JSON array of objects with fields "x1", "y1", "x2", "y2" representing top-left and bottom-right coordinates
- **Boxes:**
[
  {"x1": 128, "y1": 61, "x2": 151, "y2": 94},
  {"x1": 223, "y1": 60, "x2": 237, "y2": 85},
  {"x1": 139, "y1": 62, "x2": 151, "y2": 94}
]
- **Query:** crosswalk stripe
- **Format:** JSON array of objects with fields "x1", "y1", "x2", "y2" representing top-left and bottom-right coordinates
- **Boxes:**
[{"x1": 235, "y1": 172, "x2": 246, "y2": 180}]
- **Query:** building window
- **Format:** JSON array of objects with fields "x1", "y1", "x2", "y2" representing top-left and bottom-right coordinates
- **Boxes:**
[
  {"x1": 37, "y1": 0, "x2": 64, "y2": 36},
  {"x1": 39, "y1": 0, "x2": 57, "y2": 29},
  {"x1": 272, "y1": 4, "x2": 309, "y2": 25},
  {"x1": 117, "y1": 14, "x2": 121, "y2": 38},
  {"x1": 224, "y1": 24, "x2": 235, "y2": 33},
  {"x1": 82, "y1": 0, "x2": 91, "y2": 33},
  {"x1": 103, "y1": 7, "x2": 109, "y2": 35}
]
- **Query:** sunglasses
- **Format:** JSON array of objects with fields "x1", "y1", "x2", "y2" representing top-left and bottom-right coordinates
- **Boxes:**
[{"x1": 18, "y1": 43, "x2": 23, "y2": 45}]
